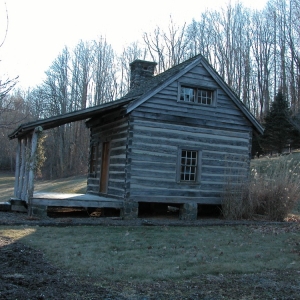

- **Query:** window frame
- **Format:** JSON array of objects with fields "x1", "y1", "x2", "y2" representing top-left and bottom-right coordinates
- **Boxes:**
[
  {"x1": 178, "y1": 83, "x2": 217, "y2": 106},
  {"x1": 176, "y1": 148, "x2": 202, "y2": 184}
]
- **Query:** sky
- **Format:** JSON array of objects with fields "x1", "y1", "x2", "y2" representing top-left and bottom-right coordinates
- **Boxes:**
[{"x1": 0, "y1": 0, "x2": 268, "y2": 89}]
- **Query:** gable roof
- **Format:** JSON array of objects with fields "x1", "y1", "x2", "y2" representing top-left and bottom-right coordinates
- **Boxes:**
[
  {"x1": 9, "y1": 54, "x2": 263, "y2": 140},
  {"x1": 124, "y1": 54, "x2": 263, "y2": 134}
]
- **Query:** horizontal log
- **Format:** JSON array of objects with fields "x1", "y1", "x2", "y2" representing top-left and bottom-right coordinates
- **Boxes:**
[
  {"x1": 129, "y1": 185, "x2": 221, "y2": 197},
  {"x1": 132, "y1": 135, "x2": 249, "y2": 153},
  {"x1": 131, "y1": 118, "x2": 250, "y2": 139},
  {"x1": 131, "y1": 111, "x2": 252, "y2": 132},
  {"x1": 130, "y1": 196, "x2": 221, "y2": 205},
  {"x1": 134, "y1": 105, "x2": 249, "y2": 127}
]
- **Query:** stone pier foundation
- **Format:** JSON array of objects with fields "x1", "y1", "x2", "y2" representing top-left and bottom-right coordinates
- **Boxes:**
[
  {"x1": 31, "y1": 205, "x2": 48, "y2": 217},
  {"x1": 179, "y1": 202, "x2": 198, "y2": 221},
  {"x1": 121, "y1": 201, "x2": 139, "y2": 219}
]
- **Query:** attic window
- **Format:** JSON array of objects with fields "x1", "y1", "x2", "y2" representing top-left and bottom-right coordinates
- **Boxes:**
[{"x1": 180, "y1": 86, "x2": 214, "y2": 105}]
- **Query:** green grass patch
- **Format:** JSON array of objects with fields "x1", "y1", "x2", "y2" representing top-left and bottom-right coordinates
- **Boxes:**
[{"x1": 1, "y1": 225, "x2": 299, "y2": 281}]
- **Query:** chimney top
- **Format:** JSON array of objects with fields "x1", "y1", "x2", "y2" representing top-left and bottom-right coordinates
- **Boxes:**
[{"x1": 129, "y1": 60, "x2": 157, "y2": 89}]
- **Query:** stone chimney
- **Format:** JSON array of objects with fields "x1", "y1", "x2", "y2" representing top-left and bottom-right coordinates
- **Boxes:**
[{"x1": 129, "y1": 60, "x2": 157, "y2": 89}]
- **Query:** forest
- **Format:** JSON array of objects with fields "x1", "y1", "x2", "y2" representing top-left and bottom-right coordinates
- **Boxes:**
[{"x1": 1, "y1": 0, "x2": 300, "y2": 178}]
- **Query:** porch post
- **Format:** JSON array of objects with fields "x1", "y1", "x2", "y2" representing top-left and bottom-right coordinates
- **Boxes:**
[
  {"x1": 18, "y1": 138, "x2": 27, "y2": 199},
  {"x1": 13, "y1": 138, "x2": 21, "y2": 198},
  {"x1": 23, "y1": 135, "x2": 31, "y2": 201},
  {"x1": 27, "y1": 126, "x2": 43, "y2": 216}
]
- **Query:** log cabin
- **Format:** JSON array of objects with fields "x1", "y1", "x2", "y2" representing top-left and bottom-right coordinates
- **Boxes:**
[{"x1": 9, "y1": 54, "x2": 263, "y2": 219}]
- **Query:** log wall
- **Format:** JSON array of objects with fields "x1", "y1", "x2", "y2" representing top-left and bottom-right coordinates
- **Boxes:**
[
  {"x1": 127, "y1": 63, "x2": 253, "y2": 204},
  {"x1": 86, "y1": 112, "x2": 130, "y2": 199}
]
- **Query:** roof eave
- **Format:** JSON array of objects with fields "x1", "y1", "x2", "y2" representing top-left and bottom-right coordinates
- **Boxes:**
[{"x1": 8, "y1": 98, "x2": 134, "y2": 140}]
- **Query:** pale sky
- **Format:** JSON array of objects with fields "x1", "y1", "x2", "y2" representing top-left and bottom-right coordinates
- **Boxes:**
[{"x1": 0, "y1": 0, "x2": 268, "y2": 89}]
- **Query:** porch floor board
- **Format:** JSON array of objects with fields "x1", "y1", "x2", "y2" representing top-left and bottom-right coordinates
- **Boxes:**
[{"x1": 31, "y1": 193, "x2": 124, "y2": 209}]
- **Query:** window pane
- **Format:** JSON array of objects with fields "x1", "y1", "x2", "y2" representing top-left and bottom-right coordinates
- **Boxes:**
[
  {"x1": 180, "y1": 87, "x2": 195, "y2": 102},
  {"x1": 180, "y1": 150, "x2": 198, "y2": 182},
  {"x1": 197, "y1": 89, "x2": 213, "y2": 105}
]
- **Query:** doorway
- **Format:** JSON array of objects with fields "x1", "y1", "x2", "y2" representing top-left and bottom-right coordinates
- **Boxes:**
[{"x1": 100, "y1": 141, "x2": 110, "y2": 193}]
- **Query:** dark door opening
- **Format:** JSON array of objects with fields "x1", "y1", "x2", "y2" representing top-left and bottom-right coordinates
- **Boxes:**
[{"x1": 100, "y1": 141, "x2": 110, "y2": 194}]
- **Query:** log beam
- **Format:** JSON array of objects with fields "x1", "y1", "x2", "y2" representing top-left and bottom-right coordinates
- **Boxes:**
[
  {"x1": 13, "y1": 139, "x2": 21, "y2": 198},
  {"x1": 27, "y1": 126, "x2": 43, "y2": 216}
]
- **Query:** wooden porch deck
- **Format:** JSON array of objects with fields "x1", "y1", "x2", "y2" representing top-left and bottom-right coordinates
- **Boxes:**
[{"x1": 31, "y1": 193, "x2": 124, "y2": 209}]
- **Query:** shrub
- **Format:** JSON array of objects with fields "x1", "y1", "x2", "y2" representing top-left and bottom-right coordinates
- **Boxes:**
[{"x1": 222, "y1": 156, "x2": 300, "y2": 221}]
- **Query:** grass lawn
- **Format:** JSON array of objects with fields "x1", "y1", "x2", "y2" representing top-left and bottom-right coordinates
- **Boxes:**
[
  {"x1": 0, "y1": 225, "x2": 299, "y2": 281},
  {"x1": 0, "y1": 172, "x2": 87, "y2": 202}
]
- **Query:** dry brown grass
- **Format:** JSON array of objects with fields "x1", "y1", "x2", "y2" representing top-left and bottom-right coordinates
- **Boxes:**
[{"x1": 222, "y1": 155, "x2": 300, "y2": 221}]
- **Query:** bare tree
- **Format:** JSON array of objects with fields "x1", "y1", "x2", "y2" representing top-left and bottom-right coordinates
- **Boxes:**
[
  {"x1": 117, "y1": 42, "x2": 147, "y2": 96},
  {"x1": 143, "y1": 16, "x2": 189, "y2": 73},
  {"x1": 250, "y1": 9, "x2": 273, "y2": 118},
  {"x1": 91, "y1": 37, "x2": 117, "y2": 105},
  {"x1": 0, "y1": 2, "x2": 19, "y2": 121},
  {"x1": 0, "y1": 92, "x2": 30, "y2": 171},
  {"x1": 71, "y1": 40, "x2": 94, "y2": 110}
]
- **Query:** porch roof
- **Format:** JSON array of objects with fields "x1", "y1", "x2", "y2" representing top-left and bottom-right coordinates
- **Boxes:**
[{"x1": 8, "y1": 98, "x2": 133, "y2": 139}]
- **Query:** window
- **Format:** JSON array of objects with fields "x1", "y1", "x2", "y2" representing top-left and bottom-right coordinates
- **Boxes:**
[
  {"x1": 180, "y1": 86, "x2": 214, "y2": 105},
  {"x1": 177, "y1": 149, "x2": 202, "y2": 183}
]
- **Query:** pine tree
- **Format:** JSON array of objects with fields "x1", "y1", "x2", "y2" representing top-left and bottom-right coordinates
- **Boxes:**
[{"x1": 261, "y1": 90, "x2": 293, "y2": 154}]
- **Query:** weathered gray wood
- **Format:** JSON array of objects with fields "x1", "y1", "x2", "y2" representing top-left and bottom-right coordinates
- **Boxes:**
[
  {"x1": 131, "y1": 111, "x2": 252, "y2": 132},
  {"x1": 18, "y1": 138, "x2": 26, "y2": 199},
  {"x1": 27, "y1": 127, "x2": 42, "y2": 215},
  {"x1": 131, "y1": 118, "x2": 250, "y2": 139},
  {"x1": 133, "y1": 106, "x2": 250, "y2": 127},
  {"x1": 22, "y1": 135, "x2": 31, "y2": 202},
  {"x1": 9, "y1": 98, "x2": 132, "y2": 139},
  {"x1": 87, "y1": 118, "x2": 129, "y2": 198},
  {"x1": 32, "y1": 193, "x2": 124, "y2": 208},
  {"x1": 125, "y1": 73, "x2": 253, "y2": 206},
  {"x1": 130, "y1": 196, "x2": 221, "y2": 205},
  {"x1": 9, "y1": 56, "x2": 261, "y2": 214},
  {"x1": 14, "y1": 139, "x2": 21, "y2": 198}
]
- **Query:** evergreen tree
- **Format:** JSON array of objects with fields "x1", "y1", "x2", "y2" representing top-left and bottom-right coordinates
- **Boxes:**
[
  {"x1": 289, "y1": 113, "x2": 300, "y2": 150},
  {"x1": 261, "y1": 90, "x2": 293, "y2": 154}
]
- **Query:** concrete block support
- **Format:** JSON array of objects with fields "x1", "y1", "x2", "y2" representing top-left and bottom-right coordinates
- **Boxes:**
[
  {"x1": 179, "y1": 202, "x2": 198, "y2": 221},
  {"x1": 121, "y1": 201, "x2": 139, "y2": 219}
]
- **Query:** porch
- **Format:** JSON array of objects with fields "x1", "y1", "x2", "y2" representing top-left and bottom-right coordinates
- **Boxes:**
[
  {"x1": 31, "y1": 192, "x2": 124, "y2": 208},
  {"x1": 10, "y1": 192, "x2": 124, "y2": 217}
]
